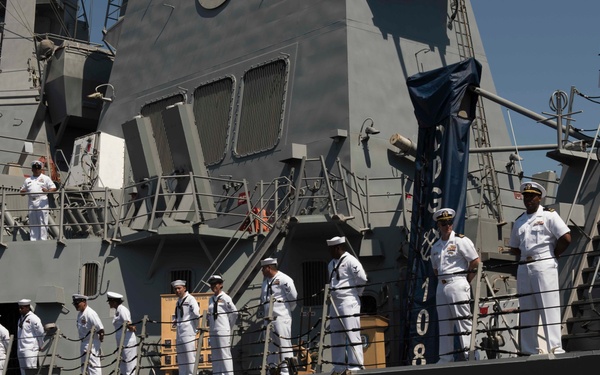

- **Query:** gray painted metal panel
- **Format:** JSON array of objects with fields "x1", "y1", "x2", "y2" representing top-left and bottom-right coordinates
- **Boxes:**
[{"x1": 162, "y1": 103, "x2": 216, "y2": 222}]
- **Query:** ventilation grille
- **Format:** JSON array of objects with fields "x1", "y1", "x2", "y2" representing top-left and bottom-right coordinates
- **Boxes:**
[
  {"x1": 141, "y1": 94, "x2": 185, "y2": 175},
  {"x1": 82, "y1": 262, "x2": 99, "y2": 296},
  {"x1": 234, "y1": 59, "x2": 288, "y2": 157},
  {"x1": 192, "y1": 77, "x2": 235, "y2": 165},
  {"x1": 302, "y1": 261, "x2": 327, "y2": 306}
]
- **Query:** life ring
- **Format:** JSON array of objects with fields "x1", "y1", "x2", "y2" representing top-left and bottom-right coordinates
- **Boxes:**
[{"x1": 240, "y1": 208, "x2": 269, "y2": 233}]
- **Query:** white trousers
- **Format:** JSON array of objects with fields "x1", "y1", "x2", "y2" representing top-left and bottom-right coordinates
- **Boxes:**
[
  {"x1": 269, "y1": 317, "x2": 293, "y2": 375},
  {"x1": 436, "y1": 277, "x2": 472, "y2": 363},
  {"x1": 517, "y1": 259, "x2": 563, "y2": 354},
  {"x1": 119, "y1": 343, "x2": 137, "y2": 375},
  {"x1": 176, "y1": 335, "x2": 197, "y2": 375},
  {"x1": 80, "y1": 342, "x2": 102, "y2": 375},
  {"x1": 210, "y1": 329, "x2": 233, "y2": 375},
  {"x1": 28, "y1": 206, "x2": 49, "y2": 241},
  {"x1": 329, "y1": 299, "x2": 363, "y2": 372},
  {"x1": 18, "y1": 349, "x2": 38, "y2": 375}
]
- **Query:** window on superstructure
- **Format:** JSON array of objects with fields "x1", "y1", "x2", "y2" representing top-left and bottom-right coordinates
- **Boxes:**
[
  {"x1": 192, "y1": 77, "x2": 235, "y2": 165},
  {"x1": 140, "y1": 94, "x2": 185, "y2": 175},
  {"x1": 302, "y1": 261, "x2": 327, "y2": 306},
  {"x1": 169, "y1": 270, "x2": 193, "y2": 293},
  {"x1": 81, "y1": 262, "x2": 99, "y2": 297},
  {"x1": 234, "y1": 59, "x2": 288, "y2": 157}
]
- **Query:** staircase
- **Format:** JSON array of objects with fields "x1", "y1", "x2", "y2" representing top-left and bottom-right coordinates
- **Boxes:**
[
  {"x1": 563, "y1": 246, "x2": 600, "y2": 351},
  {"x1": 450, "y1": 0, "x2": 505, "y2": 225}
]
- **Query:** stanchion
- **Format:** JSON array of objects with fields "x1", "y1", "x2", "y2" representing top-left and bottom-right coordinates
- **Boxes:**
[{"x1": 260, "y1": 295, "x2": 275, "y2": 375}]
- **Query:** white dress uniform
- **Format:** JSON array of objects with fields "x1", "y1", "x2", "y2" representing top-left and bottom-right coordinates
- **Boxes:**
[
  {"x1": 173, "y1": 291, "x2": 200, "y2": 374},
  {"x1": 260, "y1": 270, "x2": 298, "y2": 375},
  {"x1": 327, "y1": 252, "x2": 367, "y2": 372},
  {"x1": 112, "y1": 304, "x2": 137, "y2": 375},
  {"x1": 77, "y1": 306, "x2": 104, "y2": 375},
  {"x1": 431, "y1": 230, "x2": 479, "y2": 362},
  {"x1": 17, "y1": 310, "x2": 44, "y2": 375},
  {"x1": 509, "y1": 205, "x2": 570, "y2": 355},
  {"x1": 20, "y1": 172, "x2": 56, "y2": 241},
  {"x1": 0, "y1": 323, "x2": 10, "y2": 373},
  {"x1": 207, "y1": 291, "x2": 238, "y2": 375}
]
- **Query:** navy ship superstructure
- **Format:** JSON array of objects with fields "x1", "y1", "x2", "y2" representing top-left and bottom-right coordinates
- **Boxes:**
[{"x1": 0, "y1": 1, "x2": 599, "y2": 374}]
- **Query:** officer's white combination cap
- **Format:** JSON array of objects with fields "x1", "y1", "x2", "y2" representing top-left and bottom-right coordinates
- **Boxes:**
[
  {"x1": 208, "y1": 274, "x2": 224, "y2": 284},
  {"x1": 260, "y1": 258, "x2": 277, "y2": 266},
  {"x1": 520, "y1": 181, "x2": 546, "y2": 199},
  {"x1": 326, "y1": 236, "x2": 346, "y2": 246},
  {"x1": 31, "y1": 160, "x2": 43, "y2": 168},
  {"x1": 171, "y1": 279, "x2": 186, "y2": 287},
  {"x1": 18, "y1": 299, "x2": 31, "y2": 306},
  {"x1": 72, "y1": 294, "x2": 87, "y2": 301},
  {"x1": 433, "y1": 208, "x2": 455, "y2": 221},
  {"x1": 107, "y1": 291, "x2": 124, "y2": 300}
]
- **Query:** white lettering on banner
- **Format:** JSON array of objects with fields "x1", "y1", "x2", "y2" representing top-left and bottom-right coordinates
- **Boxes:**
[
  {"x1": 429, "y1": 187, "x2": 442, "y2": 215},
  {"x1": 421, "y1": 277, "x2": 429, "y2": 301},
  {"x1": 412, "y1": 343, "x2": 427, "y2": 365},
  {"x1": 413, "y1": 124, "x2": 446, "y2": 365},
  {"x1": 419, "y1": 228, "x2": 438, "y2": 262}
]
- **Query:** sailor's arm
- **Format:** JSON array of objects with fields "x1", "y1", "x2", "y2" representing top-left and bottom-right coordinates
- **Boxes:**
[
  {"x1": 467, "y1": 258, "x2": 480, "y2": 283},
  {"x1": 554, "y1": 232, "x2": 572, "y2": 258}
]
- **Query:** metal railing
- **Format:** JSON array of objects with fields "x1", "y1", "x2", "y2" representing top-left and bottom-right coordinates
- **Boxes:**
[{"x1": 0, "y1": 156, "x2": 412, "y2": 246}]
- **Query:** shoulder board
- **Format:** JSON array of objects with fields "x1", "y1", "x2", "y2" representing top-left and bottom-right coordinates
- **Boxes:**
[
  {"x1": 516, "y1": 212, "x2": 525, "y2": 219},
  {"x1": 543, "y1": 207, "x2": 555, "y2": 212},
  {"x1": 457, "y1": 234, "x2": 465, "y2": 238}
]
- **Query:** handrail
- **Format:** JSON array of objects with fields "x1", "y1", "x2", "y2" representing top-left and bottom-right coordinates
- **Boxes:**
[{"x1": 0, "y1": 157, "x2": 410, "y2": 245}]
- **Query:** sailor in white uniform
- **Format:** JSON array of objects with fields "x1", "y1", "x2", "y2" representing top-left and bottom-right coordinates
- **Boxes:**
[
  {"x1": 326, "y1": 236, "x2": 368, "y2": 372},
  {"x1": 207, "y1": 275, "x2": 238, "y2": 375},
  {"x1": 430, "y1": 208, "x2": 480, "y2": 362},
  {"x1": 509, "y1": 181, "x2": 571, "y2": 355},
  {"x1": 171, "y1": 280, "x2": 200, "y2": 375},
  {"x1": 0, "y1": 321, "x2": 10, "y2": 373},
  {"x1": 260, "y1": 258, "x2": 298, "y2": 375},
  {"x1": 16, "y1": 299, "x2": 45, "y2": 375},
  {"x1": 107, "y1": 291, "x2": 137, "y2": 375},
  {"x1": 19, "y1": 160, "x2": 57, "y2": 241},
  {"x1": 73, "y1": 294, "x2": 104, "y2": 375}
]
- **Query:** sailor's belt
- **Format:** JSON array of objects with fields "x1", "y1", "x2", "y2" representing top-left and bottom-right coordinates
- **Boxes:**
[
  {"x1": 522, "y1": 254, "x2": 547, "y2": 262},
  {"x1": 440, "y1": 276, "x2": 466, "y2": 284}
]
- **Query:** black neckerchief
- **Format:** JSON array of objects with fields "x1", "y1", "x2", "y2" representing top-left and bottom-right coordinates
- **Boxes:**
[
  {"x1": 212, "y1": 295, "x2": 221, "y2": 320},
  {"x1": 329, "y1": 255, "x2": 347, "y2": 282},
  {"x1": 19, "y1": 312, "x2": 30, "y2": 329},
  {"x1": 266, "y1": 276, "x2": 279, "y2": 300},
  {"x1": 175, "y1": 295, "x2": 188, "y2": 319}
]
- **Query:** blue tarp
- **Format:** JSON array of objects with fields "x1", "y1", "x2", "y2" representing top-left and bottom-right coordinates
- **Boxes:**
[{"x1": 402, "y1": 57, "x2": 482, "y2": 365}]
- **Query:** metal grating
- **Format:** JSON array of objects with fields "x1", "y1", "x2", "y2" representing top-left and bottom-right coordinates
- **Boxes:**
[
  {"x1": 82, "y1": 262, "x2": 99, "y2": 296},
  {"x1": 234, "y1": 59, "x2": 288, "y2": 157},
  {"x1": 192, "y1": 77, "x2": 235, "y2": 165},
  {"x1": 140, "y1": 94, "x2": 185, "y2": 175},
  {"x1": 302, "y1": 261, "x2": 327, "y2": 306}
]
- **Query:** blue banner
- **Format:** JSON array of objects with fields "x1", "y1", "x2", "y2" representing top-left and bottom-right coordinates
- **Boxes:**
[{"x1": 401, "y1": 58, "x2": 481, "y2": 365}]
